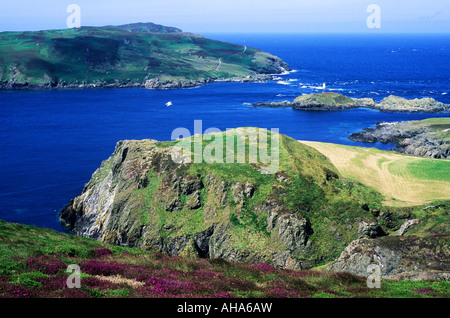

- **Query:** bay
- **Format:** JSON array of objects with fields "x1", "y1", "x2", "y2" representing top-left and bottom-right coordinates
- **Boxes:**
[{"x1": 0, "y1": 33, "x2": 449, "y2": 231}]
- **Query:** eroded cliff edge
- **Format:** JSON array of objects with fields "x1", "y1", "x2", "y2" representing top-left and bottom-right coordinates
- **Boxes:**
[{"x1": 60, "y1": 128, "x2": 449, "y2": 278}]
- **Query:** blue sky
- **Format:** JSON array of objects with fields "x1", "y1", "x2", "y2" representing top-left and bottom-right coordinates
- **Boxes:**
[{"x1": 0, "y1": 0, "x2": 449, "y2": 33}]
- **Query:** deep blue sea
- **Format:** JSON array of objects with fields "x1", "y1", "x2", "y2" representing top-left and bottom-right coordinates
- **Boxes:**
[{"x1": 1, "y1": 33, "x2": 449, "y2": 232}]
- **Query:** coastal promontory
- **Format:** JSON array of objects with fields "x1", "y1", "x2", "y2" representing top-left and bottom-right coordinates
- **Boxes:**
[
  {"x1": 59, "y1": 127, "x2": 449, "y2": 279},
  {"x1": 0, "y1": 23, "x2": 289, "y2": 90}
]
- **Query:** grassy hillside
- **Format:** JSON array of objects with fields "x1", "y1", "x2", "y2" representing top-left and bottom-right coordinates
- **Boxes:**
[
  {"x1": 294, "y1": 92, "x2": 357, "y2": 107},
  {"x1": 300, "y1": 141, "x2": 450, "y2": 206},
  {"x1": 0, "y1": 23, "x2": 289, "y2": 89},
  {"x1": 1, "y1": 219, "x2": 449, "y2": 298},
  {"x1": 57, "y1": 127, "x2": 449, "y2": 278},
  {"x1": 60, "y1": 128, "x2": 395, "y2": 268}
]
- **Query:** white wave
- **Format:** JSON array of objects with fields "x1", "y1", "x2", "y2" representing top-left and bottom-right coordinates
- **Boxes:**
[
  {"x1": 328, "y1": 88, "x2": 345, "y2": 91},
  {"x1": 442, "y1": 92, "x2": 448, "y2": 95},
  {"x1": 276, "y1": 81, "x2": 291, "y2": 86}
]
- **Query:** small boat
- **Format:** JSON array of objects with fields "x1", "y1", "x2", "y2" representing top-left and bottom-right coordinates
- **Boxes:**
[
  {"x1": 322, "y1": 83, "x2": 326, "y2": 90},
  {"x1": 165, "y1": 101, "x2": 173, "y2": 107}
]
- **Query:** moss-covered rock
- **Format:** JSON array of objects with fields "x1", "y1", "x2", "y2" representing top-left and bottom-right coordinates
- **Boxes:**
[{"x1": 293, "y1": 93, "x2": 357, "y2": 110}]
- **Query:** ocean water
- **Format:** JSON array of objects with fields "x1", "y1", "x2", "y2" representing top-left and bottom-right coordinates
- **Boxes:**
[{"x1": 0, "y1": 33, "x2": 449, "y2": 232}]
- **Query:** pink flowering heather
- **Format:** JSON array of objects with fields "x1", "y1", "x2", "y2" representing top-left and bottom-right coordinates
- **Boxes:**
[
  {"x1": 55, "y1": 288, "x2": 90, "y2": 298},
  {"x1": 81, "y1": 260, "x2": 126, "y2": 276},
  {"x1": 91, "y1": 248, "x2": 113, "y2": 258},
  {"x1": 191, "y1": 270, "x2": 225, "y2": 279},
  {"x1": 412, "y1": 287, "x2": 434, "y2": 295},
  {"x1": 0, "y1": 283, "x2": 36, "y2": 298},
  {"x1": 25, "y1": 256, "x2": 67, "y2": 275},
  {"x1": 211, "y1": 292, "x2": 238, "y2": 298},
  {"x1": 252, "y1": 263, "x2": 276, "y2": 272},
  {"x1": 37, "y1": 275, "x2": 67, "y2": 292}
]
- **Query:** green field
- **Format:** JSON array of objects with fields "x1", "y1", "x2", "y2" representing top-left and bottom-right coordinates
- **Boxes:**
[{"x1": 301, "y1": 141, "x2": 450, "y2": 206}]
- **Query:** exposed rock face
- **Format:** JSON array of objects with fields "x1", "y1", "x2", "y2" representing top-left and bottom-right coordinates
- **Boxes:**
[
  {"x1": 349, "y1": 119, "x2": 450, "y2": 159},
  {"x1": 326, "y1": 234, "x2": 450, "y2": 280},
  {"x1": 357, "y1": 221, "x2": 386, "y2": 239},
  {"x1": 397, "y1": 219, "x2": 421, "y2": 236},
  {"x1": 377, "y1": 95, "x2": 449, "y2": 113},
  {"x1": 59, "y1": 133, "x2": 309, "y2": 269},
  {"x1": 266, "y1": 212, "x2": 313, "y2": 253},
  {"x1": 60, "y1": 128, "x2": 388, "y2": 270}
]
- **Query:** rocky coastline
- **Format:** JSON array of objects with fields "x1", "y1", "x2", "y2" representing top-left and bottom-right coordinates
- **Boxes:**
[
  {"x1": 252, "y1": 92, "x2": 450, "y2": 113},
  {"x1": 0, "y1": 74, "x2": 275, "y2": 91},
  {"x1": 349, "y1": 118, "x2": 450, "y2": 159}
]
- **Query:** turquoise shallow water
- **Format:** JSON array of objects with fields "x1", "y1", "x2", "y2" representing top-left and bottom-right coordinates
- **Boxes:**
[{"x1": 0, "y1": 33, "x2": 449, "y2": 231}]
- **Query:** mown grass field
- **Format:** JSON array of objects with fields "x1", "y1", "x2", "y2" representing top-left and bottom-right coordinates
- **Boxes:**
[{"x1": 300, "y1": 141, "x2": 450, "y2": 207}]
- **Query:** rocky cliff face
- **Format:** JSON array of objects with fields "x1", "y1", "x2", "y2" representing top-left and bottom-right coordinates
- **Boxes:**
[
  {"x1": 60, "y1": 128, "x2": 392, "y2": 270},
  {"x1": 326, "y1": 232, "x2": 450, "y2": 281},
  {"x1": 377, "y1": 95, "x2": 449, "y2": 113}
]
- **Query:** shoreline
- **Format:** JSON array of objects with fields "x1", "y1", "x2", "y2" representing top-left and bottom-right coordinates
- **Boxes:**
[
  {"x1": 0, "y1": 74, "x2": 276, "y2": 91},
  {"x1": 251, "y1": 93, "x2": 450, "y2": 113}
]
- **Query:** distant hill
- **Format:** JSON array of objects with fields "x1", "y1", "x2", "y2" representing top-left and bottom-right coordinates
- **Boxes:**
[
  {"x1": 0, "y1": 23, "x2": 289, "y2": 89},
  {"x1": 112, "y1": 22, "x2": 182, "y2": 33}
]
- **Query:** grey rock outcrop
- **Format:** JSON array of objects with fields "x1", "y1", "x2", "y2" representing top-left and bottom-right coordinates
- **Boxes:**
[
  {"x1": 397, "y1": 219, "x2": 421, "y2": 236},
  {"x1": 326, "y1": 234, "x2": 450, "y2": 280},
  {"x1": 349, "y1": 119, "x2": 450, "y2": 159}
]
